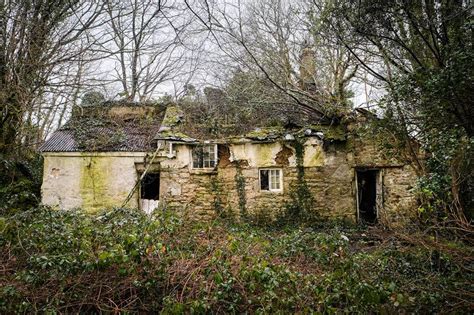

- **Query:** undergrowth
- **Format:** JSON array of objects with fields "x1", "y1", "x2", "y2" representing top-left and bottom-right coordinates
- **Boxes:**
[
  {"x1": 0, "y1": 207, "x2": 472, "y2": 313},
  {"x1": 0, "y1": 154, "x2": 42, "y2": 215}
]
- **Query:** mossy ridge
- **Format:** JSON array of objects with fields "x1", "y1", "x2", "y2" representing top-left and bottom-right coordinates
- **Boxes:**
[
  {"x1": 244, "y1": 126, "x2": 285, "y2": 140},
  {"x1": 303, "y1": 124, "x2": 346, "y2": 141},
  {"x1": 156, "y1": 130, "x2": 196, "y2": 142},
  {"x1": 161, "y1": 106, "x2": 184, "y2": 127}
]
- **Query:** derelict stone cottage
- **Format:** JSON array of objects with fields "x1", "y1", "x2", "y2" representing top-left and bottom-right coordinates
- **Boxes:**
[{"x1": 39, "y1": 101, "x2": 418, "y2": 225}]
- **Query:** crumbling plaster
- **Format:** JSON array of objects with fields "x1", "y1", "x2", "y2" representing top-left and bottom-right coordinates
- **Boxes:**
[{"x1": 41, "y1": 133, "x2": 418, "y2": 224}]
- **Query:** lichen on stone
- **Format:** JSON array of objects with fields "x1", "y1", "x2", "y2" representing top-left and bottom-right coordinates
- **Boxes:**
[
  {"x1": 161, "y1": 106, "x2": 184, "y2": 127},
  {"x1": 303, "y1": 124, "x2": 346, "y2": 141},
  {"x1": 244, "y1": 126, "x2": 284, "y2": 141}
]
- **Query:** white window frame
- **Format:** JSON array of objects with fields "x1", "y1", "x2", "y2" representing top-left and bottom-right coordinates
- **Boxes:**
[
  {"x1": 192, "y1": 144, "x2": 218, "y2": 169},
  {"x1": 166, "y1": 141, "x2": 176, "y2": 158},
  {"x1": 259, "y1": 168, "x2": 283, "y2": 192}
]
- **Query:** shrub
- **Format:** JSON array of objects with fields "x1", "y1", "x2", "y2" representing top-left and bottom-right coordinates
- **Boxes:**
[{"x1": 0, "y1": 207, "x2": 471, "y2": 313}]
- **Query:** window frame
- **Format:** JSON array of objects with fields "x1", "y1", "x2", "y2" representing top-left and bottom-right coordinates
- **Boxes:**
[
  {"x1": 192, "y1": 143, "x2": 218, "y2": 169},
  {"x1": 259, "y1": 168, "x2": 283, "y2": 192}
]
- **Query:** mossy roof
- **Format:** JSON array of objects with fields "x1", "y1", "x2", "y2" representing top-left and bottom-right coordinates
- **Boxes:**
[
  {"x1": 41, "y1": 103, "x2": 348, "y2": 153},
  {"x1": 154, "y1": 106, "x2": 347, "y2": 144},
  {"x1": 40, "y1": 102, "x2": 166, "y2": 152}
]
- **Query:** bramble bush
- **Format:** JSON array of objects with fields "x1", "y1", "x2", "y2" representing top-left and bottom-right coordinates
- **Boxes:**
[
  {"x1": 0, "y1": 207, "x2": 472, "y2": 313},
  {"x1": 0, "y1": 154, "x2": 42, "y2": 215}
]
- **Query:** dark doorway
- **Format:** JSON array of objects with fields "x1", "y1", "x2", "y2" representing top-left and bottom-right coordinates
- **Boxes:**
[
  {"x1": 357, "y1": 170, "x2": 378, "y2": 224},
  {"x1": 141, "y1": 173, "x2": 160, "y2": 200}
]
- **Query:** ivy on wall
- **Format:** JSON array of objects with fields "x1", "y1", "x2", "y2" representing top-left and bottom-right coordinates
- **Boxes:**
[
  {"x1": 210, "y1": 175, "x2": 224, "y2": 216},
  {"x1": 284, "y1": 138, "x2": 315, "y2": 221},
  {"x1": 234, "y1": 162, "x2": 247, "y2": 219}
]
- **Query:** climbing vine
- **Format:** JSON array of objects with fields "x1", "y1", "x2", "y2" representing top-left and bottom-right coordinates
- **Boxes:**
[
  {"x1": 284, "y1": 138, "x2": 315, "y2": 221},
  {"x1": 210, "y1": 175, "x2": 224, "y2": 217},
  {"x1": 234, "y1": 162, "x2": 247, "y2": 219}
]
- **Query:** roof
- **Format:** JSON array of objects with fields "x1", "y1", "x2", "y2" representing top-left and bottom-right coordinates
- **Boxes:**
[
  {"x1": 40, "y1": 102, "x2": 349, "y2": 153},
  {"x1": 40, "y1": 102, "x2": 166, "y2": 152},
  {"x1": 154, "y1": 106, "x2": 347, "y2": 144}
]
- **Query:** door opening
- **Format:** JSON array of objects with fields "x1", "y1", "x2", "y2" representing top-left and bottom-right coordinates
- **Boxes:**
[
  {"x1": 356, "y1": 169, "x2": 378, "y2": 224},
  {"x1": 140, "y1": 172, "x2": 160, "y2": 214}
]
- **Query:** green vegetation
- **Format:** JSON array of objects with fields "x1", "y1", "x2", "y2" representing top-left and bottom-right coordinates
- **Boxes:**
[
  {"x1": 70, "y1": 117, "x2": 127, "y2": 151},
  {"x1": 0, "y1": 155, "x2": 42, "y2": 215},
  {"x1": 285, "y1": 139, "x2": 315, "y2": 220},
  {"x1": 234, "y1": 163, "x2": 247, "y2": 219},
  {"x1": 1, "y1": 207, "x2": 472, "y2": 313}
]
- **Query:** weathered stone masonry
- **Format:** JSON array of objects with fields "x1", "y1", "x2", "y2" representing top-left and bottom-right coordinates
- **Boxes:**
[
  {"x1": 40, "y1": 104, "x2": 419, "y2": 225},
  {"x1": 155, "y1": 132, "x2": 417, "y2": 224}
]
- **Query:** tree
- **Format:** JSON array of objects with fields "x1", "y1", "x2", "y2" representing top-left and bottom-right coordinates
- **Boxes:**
[
  {"x1": 185, "y1": 0, "x2": 360, "y2": 121},
  {"x1": 0, "y1": 0, "x2": 106, "y2": 156},
  {"x1": 323, "y1": 0, "x2": 473, "y2": 222},
  {"x1": 103, "y1": 0, "x2": 201, "y2": 101}
]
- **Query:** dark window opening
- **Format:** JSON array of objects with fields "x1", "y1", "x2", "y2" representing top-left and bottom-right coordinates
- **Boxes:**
[
  {"x1": 259, "y1": 169, "x2": 282, "y2": 191},
  {"x1": 141, "y1": 173, "x2": 160, "y2": 200},
  {"x1": 357, "y1": 170, "x2": 378, "y2": 224},
  {"x1": 260, "y1": 170, "x2": 269, "y2": 190}
]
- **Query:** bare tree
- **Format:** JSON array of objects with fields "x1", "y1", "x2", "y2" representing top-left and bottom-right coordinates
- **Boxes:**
[
  {"x1": 184, "y1": 0, "x2": 360, "y2": 120},
  {"x1": 103, "y1": 0, "x2": 201, "y2": 101},
  {"x1": 0, "y1": 0, "x2": 108, "y2": 155}
]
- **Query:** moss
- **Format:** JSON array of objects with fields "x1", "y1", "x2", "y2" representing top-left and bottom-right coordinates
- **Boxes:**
[
  {"x1": 161, "y1": 106, "x2": 184, "y2": 127},
  {"x1": 256, "y1": 143, "x2": 276, "y2": 166},
  {"x1": 306, "y1": 124, "x2": 346, "y2": 141},
  {"x1": 80, "y1": 156, "x2": 114, "y2": 213},
  {"x1": 304, "y1": 144, "x2": 324, "y2": 167},
  {"x1": 245, "y1": 126, "x2": 284, "y2": 140},
  {"x1": 157, "y1": 130, "x2": 195, "y2": 141}
]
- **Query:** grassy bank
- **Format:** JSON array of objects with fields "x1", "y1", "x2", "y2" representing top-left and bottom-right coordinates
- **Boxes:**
[{"x1": 1, "y1": 207, "x2": 472, "y2": 313}]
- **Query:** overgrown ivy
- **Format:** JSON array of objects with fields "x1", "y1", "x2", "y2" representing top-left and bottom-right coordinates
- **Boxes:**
[
  {"x1": 283, "y1": 138, "x2": 315, "y2": 222},
  {"x1": 210, "y1": 175, "x2": 224, "y2": 217},
  {"x1": 0, "y1": 154, "x2": 42, "y2": 215},
  {"x1": 68, "y1": 117, "x2": 127, "y2": 151},
  {"x1": 1, "y1": 206, "x2": 471, "y2": 313},
  {"x1": 234, "y1": 162, "x2": 247, "y2": 219}
]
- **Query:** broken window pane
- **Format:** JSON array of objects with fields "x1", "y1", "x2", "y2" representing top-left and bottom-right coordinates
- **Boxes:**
[
  {"x1": 260, "y1": 169, "x2": 282, "y2": 191},
  {"x1": 260, "y1": 170, "x2": 269, "y2": 190}
]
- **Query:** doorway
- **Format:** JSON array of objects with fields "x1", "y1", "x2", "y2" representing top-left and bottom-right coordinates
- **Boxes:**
[
  {"x1": 356, "y1": 169, "x2": 379, "y2": 224},
  {"x1": 140, "y1": 172, "x2": 160, "y2": 214}
]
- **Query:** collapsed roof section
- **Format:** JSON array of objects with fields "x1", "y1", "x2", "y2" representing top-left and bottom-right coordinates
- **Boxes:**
[
  {"x1": 41, "y1": 102, "x2": 355, "y2": 153},
  {"x1": 153, "y1": 106, "x2": 197, "y2": 143},
  {"x1": 154, "y1": 106, "x2": 347, "y2": 144}
]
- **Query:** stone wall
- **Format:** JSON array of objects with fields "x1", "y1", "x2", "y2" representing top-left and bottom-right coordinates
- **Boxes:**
[
  {"x1": 156, "y1": 139, "x2": 358, "y2": 222},
  {"x1": 41, "y1": 131, "x2": 419, "y2": 224},
  {"x1": 155, "y1": 135, "x2": 418, "y2": 224},
  {"x1": 380, "y1": 166, "x2": 419, "y2": 226}
]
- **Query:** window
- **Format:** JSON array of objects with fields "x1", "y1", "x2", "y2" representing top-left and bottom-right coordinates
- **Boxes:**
[
  {"x1": 192, "y1": 144, "x2": 217, "y2": 168},
  {"x1": 260, "y1": 169, "x2": 282, "y2": 192}
]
